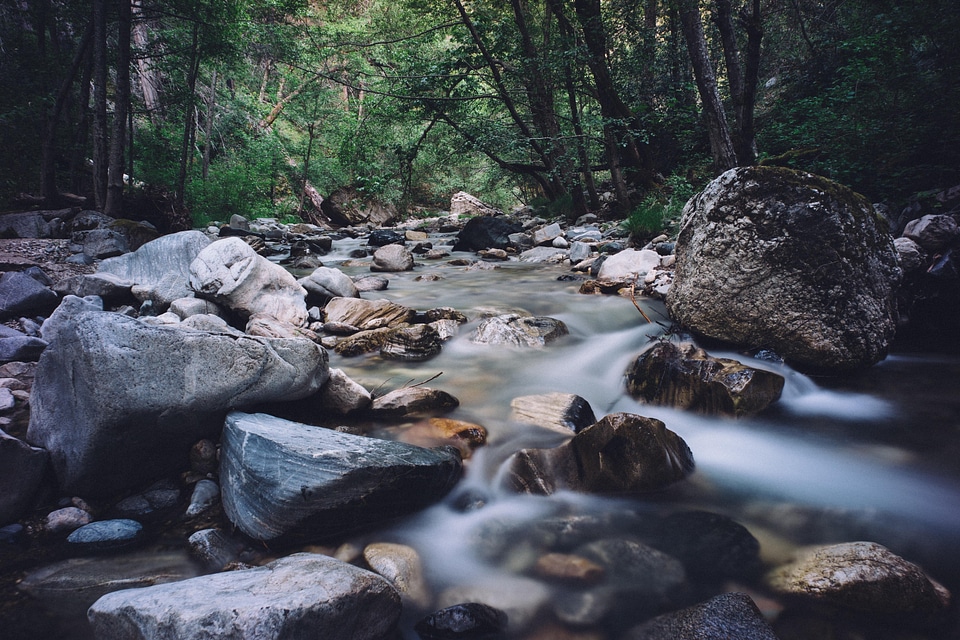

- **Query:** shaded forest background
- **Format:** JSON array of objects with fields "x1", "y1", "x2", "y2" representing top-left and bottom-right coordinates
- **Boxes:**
[{"x1": 1, "y1": 0, "x2": 958, "y2": 231}]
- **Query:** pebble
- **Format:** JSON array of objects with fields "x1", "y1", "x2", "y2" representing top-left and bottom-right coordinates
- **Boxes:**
[
  {"x1": 66, "y1": 518, "x2": 144, "y2": 551},
  {"x1": 185, "y1": 479, "x2": 220, "y2": 518},
  {"x1": 44, "y1": 506, "x2": 93, "y2": 535}
]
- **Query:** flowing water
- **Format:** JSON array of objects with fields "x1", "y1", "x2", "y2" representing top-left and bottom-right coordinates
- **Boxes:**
[
  {"x1": 319, "y1": 236, "x2": 960, "y2": 637},
  {"x1": 6, "y1": 233, "x2": 960, "y2": 638}
]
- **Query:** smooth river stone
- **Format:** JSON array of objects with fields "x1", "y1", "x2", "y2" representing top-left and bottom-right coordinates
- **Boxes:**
[{"x1": 220, "y1": 412, "x2": 462, "y2": 544}]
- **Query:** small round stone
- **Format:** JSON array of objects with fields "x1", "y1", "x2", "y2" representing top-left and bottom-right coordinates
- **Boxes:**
[{"x1": 66, "y1": 519, "x2": 144, "y2": 552}]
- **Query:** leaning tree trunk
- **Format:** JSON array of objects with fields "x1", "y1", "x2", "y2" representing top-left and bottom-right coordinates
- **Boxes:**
[
  {"x1": 105, "y1": 0, "x2": 132, "y2": 217},
  {"x1": 678, "y1": 0, "x2": 738, "y2": 172}
]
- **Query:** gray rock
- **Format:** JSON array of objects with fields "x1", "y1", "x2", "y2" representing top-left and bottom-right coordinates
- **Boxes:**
[
  {"x1": 318, "y1": 368, "x2": 372, "y2": 414},
  {"x1": 519, "y1": 246, "x2": 568, "y2": 263},
  {"x1": 220, "y1": 412, "x2": 462, "y2": 544},
  {"x1": 185, "y1": 479, "x2": 220, "y2": 518},
  {"x1": 0, "y1": 271, "x2": 59, "y2": 321},
  {"x1": 353, "y1": 275, "x2": 390, "y2": 292},
  {"x1": 229, "y1": 214, "x2": 250, "y2": 230},
  {"x1": 450, "y1": 191, "x2": 503, "y2": 218},
  {"x1": 623, "y1": 592, "x2": 779, "y2": 640},
  {"x1": 903, "y1": 214, "x2": 959, "y2": 251},
  {"x1": 766, "y1": 541, "x2": 950, "y2": 613},
  {"x1": 894, "y1": 236, "x2": 926, "y2": 272},
  {"x1": 53, "y1": 272, "x2": 134, "y2": 301},
  {"x1": 415, "y1": 602, "x2": 508, "y2": 640},
  {"x1": 533, "y1": 222, "x2": 563, "y2": 246},
  {"x1": 26, "y1": 296, "x2": 328, "y2": 496},
  {"x1": 371, "y1": 243, "x2": 415, "y2": 272},
  {"x1": 324, "y1": 297, "x2": 415, "y2": 330},
  {"x1": 190, "y1": 237, "x2": 308, "y2": 325},
  {"x1": 299, "y1": 266, "x2": 360, "y2": 306},
  {"x1": 87, "y1": 553, "x2": 401, "y2": 640},
  {"x1": 472, "y1": 314, "x2": 568, "y2": 348},
  {"x1": 505, "y1": 412, "x2": 694, "y2": 495},
  {"x1": 368, "y1": 386, "x2": 460, "y2": 419},
  {"x1": 131, "y1": 272, "x2": 193, "y2": 312},
  {"x1": 597, "y1": 248, "x2": 661, "y2": 282},
  {"x1": 79, "y1": 228, "x2": 129, "y2": 259},
  {"x1": 0, "y1": 334, "x2": 48, "y2": 363},
  {"x1": 43, "y1": 506, "x2": 93, "y2": 535},
  {"x1": 98, "y1": 230, "x2": 211, "y2": 287},
  {"x1": 509, "y1": 392, "x2": 597, "y2": 435},
  {"x1": 569, "y1": 241, "x2": 593, "y2": 264},
  {"x1": 67, "y1": 518, "x2": 144, "y2": 551},
  {"x1": 625, "y1": 341, "x2": 784, "y2": 417},
  {"x1": 667, "y1": 166, "x2": 901, "y2": 371},
  {"x1": 168, "y1": 296, "x2": 224, "y2": 319},
  {"x1": 187, "y1": 528, "x2": 245, "y2": 571},
  {"x1": 18, "y1": 551, "x2": 197, "y2": 618},
  {"x1": 0, "y1": 386, "x2": 15, "y2": 409},
  {"x1": 453, "y1": 216, "x2": 522, "y2": 252},
  {"x1": 0, "y1": 210, "x2": 64, "y2": 238},
  {"x1": 0, "y1": 429, "x2": 48, "y2": 523}
]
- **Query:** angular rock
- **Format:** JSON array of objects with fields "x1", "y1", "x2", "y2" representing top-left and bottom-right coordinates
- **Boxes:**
[
  {"x1": 533, "y1": 223, "x2": 563, "y2": 246},
  {"x1": 667, "y1": 166, "x2": 901, "y2": 371},
  {"x1": 569, "y1": 241, "x2": 593, "y2": 264},
  {"x1": 334, "y1": 327, "x2": 394, "y2": 356},
  {"x1": 371, "y1": 243, "x2": 415, "y2": 272},
  {"x1": 381, "y1": 324, "x2": 443, "y2": 361},
  {"x1": 509, "y1": 392, "x2": 597, "y2": 435},
  {"x1": 519, "y1": 246, "x2": 568, "y2": 263},
  {"x1": 623, "y1": 592, "x2": 779, "y2": 640},
  {"x1": 450, "y1": 191, "x2": 503, "y2": 218},
  {"x1": 415, "y1": 602, "x2": 509, "y2": 640},
  {"x1": 596, "y1": 248, "x2": 661, "y2": 283},
  {"x1": 130, "y1": 272, "x2": 193, "y2": 311},
  {"x1": 0, "y1": 334, "x2": 48, "y2": 363},
  {"x1": 88, "y1": 553, "x2": 401, "y2": 640},
  {"x1": 187, "y1": 528, "x2": 245, "y2": 572},
  {"x1": 18, "y1": 551, "x2": 198, "y2": 618},
  {"x1": 766, "y1": 541, "x2": 950, "y2": 613},
  {"x1": 318, "y1": 368, "x2": 372, "y2": 414},
  {"x1": 184, "y1": 479, "x2": 220, "y2": 518},
  {"x1": 324, "y1": 296, "x2": 416, "y2": 330},
  {"x1": 0, "y1": 271, "x2": 59, "y2": 321},
  {"x1": 27, "y1": 296, "x2": 328, "y2": 496},
  {"x1": 368, "y1": 387, "x2": 460, "y2": 419},
  {"x1": 0, "y1": 429, "x2": 48, "y2": 523},
  {"x1": 80, "y1": 228, "x2": 129, "y2": 259},
  {"x1": 472, "y1": 314, "x2": 568, "y2": 348},
  {"x1": 98, "y1": 230, "x2": 211, "y2": 285},
  {"x1": 168, "y1": 296, "x2": 224, "y2": 320},
  {"x1": 189, "y1": 236, "x2": 308, "y2": 325},
  {"x1": 53, "y1": 272, "x2": 134, "y2": 301},
  {"x1": 299, "y1": 266, "x2": 360, "y2": 306},
  {"x1": 903, "y1": 214, "x2": 959, "y2": 251},
  {"x1": 505, "y1": 412, "x2": 694, "y2": 495},
  {"x1": 453, "y1": 216, "x2": 522, "y2": 252},
  {"x1": 625, "y1": 341, "x2": 785, "y2": 417},
  {"x1": 220, "y1": 412, "x2": 462, "y2": 543}
]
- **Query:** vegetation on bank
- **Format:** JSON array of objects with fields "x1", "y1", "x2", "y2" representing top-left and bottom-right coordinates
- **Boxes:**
[{"x1": 1, "y1": 0, "x2": 957, "y2": 231}]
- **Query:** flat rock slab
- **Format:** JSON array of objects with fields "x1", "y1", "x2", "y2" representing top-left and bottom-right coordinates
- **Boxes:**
[
  {"x1": 220, "y1": 412, "x2": 462, "y2": 544},
  {"x1": 88, "y1": 553, "x2": 401, "y2": 640}
]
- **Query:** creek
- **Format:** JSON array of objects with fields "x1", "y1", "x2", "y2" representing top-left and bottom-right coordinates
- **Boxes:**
[{"x1": 7, "y1": 231, "x2": 960, "y2": 638}]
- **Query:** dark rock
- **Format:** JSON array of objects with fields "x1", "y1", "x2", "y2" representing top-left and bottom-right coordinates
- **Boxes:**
[
  {"x1": 368, "y1": 229, "x2": 406, "y2": 246},
  {"x1": 334, "y1": 327, "x2": 394, "y2": 356},
  {"x1": 184, "y1": 479, "x2": 219, "y2": 517},
  {"x1": 368, "y1": 386, "x2": 460, "y2": 419},
  {"x1": 415, "y1": 602, "x2": 509, "y2": 639},
  {"x1": 67, "y1": 518, "x2": 144, "y2": 552},
  {"x1": 380, "y1": 324, "x2": 443, "y2": 361},
  {"x1": 0, "y1": 271, "x2": 59, "y2": 321},
  {"x1": 625, "y1": 341, "x2": 785, "y2": 417},
  {"x1": 87, "y1": 553, "x2": 401, "y2": 640},
  {"x1": 0, "y1": 523, "x2": 25, "y2": 544},
  {"x1": 220, "y1": 412, "x2": 462, "y2": 544},
  {"x1": 187, "y1": 528, "x2": 245, "y2": 572},
  {"x1": 78, "y1": 228, "x2": 129, "y2": 259},
  {"x1": 505, "y1": 412, "x2": 694, "y2": 495},
  {"x1": 453, "y1": 217, "x2": 523, "y2": 252},
  {"x1": 0, "y1": 429, "x2": 48, "y2": 523},
  {"x1": 623, "y1": 592, "x2": 779, "y2": 640},
  {"x1": 903, "y1": 214, "x2": 959, "y2": 251},
  {"x1": 667, "y1": 166, "x2": 901, "y2": 371},
  {"x1": 651, "y1": 510, "x2": 762, "y2": 581},
  {"x1": 53, "y1": 272, "x2": 134, "y2": 301},
  {"x1": 0, "y1": 334, "x2": 48, "y2": 362}
]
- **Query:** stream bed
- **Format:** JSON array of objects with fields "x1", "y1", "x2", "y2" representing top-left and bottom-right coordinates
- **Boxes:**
[{"x1": 4, "y1": 232, "x2": 960, "y2": 639}]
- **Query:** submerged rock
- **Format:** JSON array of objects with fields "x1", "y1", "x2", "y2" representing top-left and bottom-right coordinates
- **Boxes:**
[
  {"x1": 220, "y1": 412, "x2": 462, "y2": 544},
  {"x1": 625, "y1": 341, "x2": 784, "y2": 417},
  {"x1": 623, "y1": 592, "x2": 779, "y2": 640},
  {"x1": 88, "y1": 553, "x2": 401, "y2": 640},
  {"x1": 766, "y1": 541, "x2": 950, "y2": 613},
  {"x1": 415, "y1": 602, "x2": 509, "y2": 640},
  {"x1": 667, "y1": 166, "x2": 901, "y2": 371}
]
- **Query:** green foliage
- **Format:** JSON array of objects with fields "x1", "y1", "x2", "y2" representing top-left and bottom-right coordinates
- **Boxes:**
[{"x1": 622, "y1": 174, "x2": 696, "y2": 238}]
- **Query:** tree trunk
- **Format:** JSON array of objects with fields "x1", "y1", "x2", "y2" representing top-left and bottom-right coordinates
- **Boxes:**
[
  {"x1": 70, "y1": 43, "x2": 94, "y2": 195},
  {"x1": 92, "y1": 0, "x2": 108, "y2": 210},
  {"x1": 678, "y1": 0, "x2": 738, "y2": 172},
  {"x1": 132, "y1": 0, "x2": 160, "y2": 119},
  {"x1": 740, "y1": 0, "x2": 763, "y2": 165},
  {"x1": 40, "y1": 21, "x2": 92, "y2": 203},
  {"x1": 297, "y1": 122, "x2": 315, "y2": 217},
  {"x1": 105, "y1": 0, "x2": 132, "y2": 217},
  {"x1": 714, "y1": 0, "x2": 745, "y2": 159},
  {"x1": 202, "y1": 69, "x2": 217, "y2": 181},
  {"x1": 175, "y1": 23, "x2": 200, "y2": 212}
]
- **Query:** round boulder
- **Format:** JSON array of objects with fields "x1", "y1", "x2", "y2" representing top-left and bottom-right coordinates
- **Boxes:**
[{"x1": 667, "y1": 167, "x2": 901, "y2": 371}]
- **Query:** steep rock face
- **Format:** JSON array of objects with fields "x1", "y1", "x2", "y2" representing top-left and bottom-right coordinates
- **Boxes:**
[
  {"x1": 220, "y1": 412, "x2": 462, "y2": 544},
  {"x1": 666, "y1": 166, "x2": 901, "y2": 371},
  {"x1": 26, "y1": 297, "x2": 328, "y2": 497},
  {"x1": 88, "y1": 553, "x2": 401, "y2": 640}
]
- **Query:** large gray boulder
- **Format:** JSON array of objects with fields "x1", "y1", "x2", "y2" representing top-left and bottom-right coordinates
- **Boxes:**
[
  {"x1": 189, "y1": 236, "x2": 308, "y2": 325},
  {"x1": 298, "y1": 266, "x2": 360, "y2": 306},
  {"x1": 26, "y1": 297, "x2": 328, "y2": 497},
  {"x1": 88, "y1": 553, "x2": 401, "y2": 640},
  {"x1": 667, "y1": 166, "x2": 901, "y2": 371},
  {"x1": 98, "y1": 229, "x2": 211, "y2": 286},
  {"x1": 0, "y1": 271, "x2": 59, "y2": 321},
  {"x1": 220, "y1": 412, "x2": 462, "y2": 544}
]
